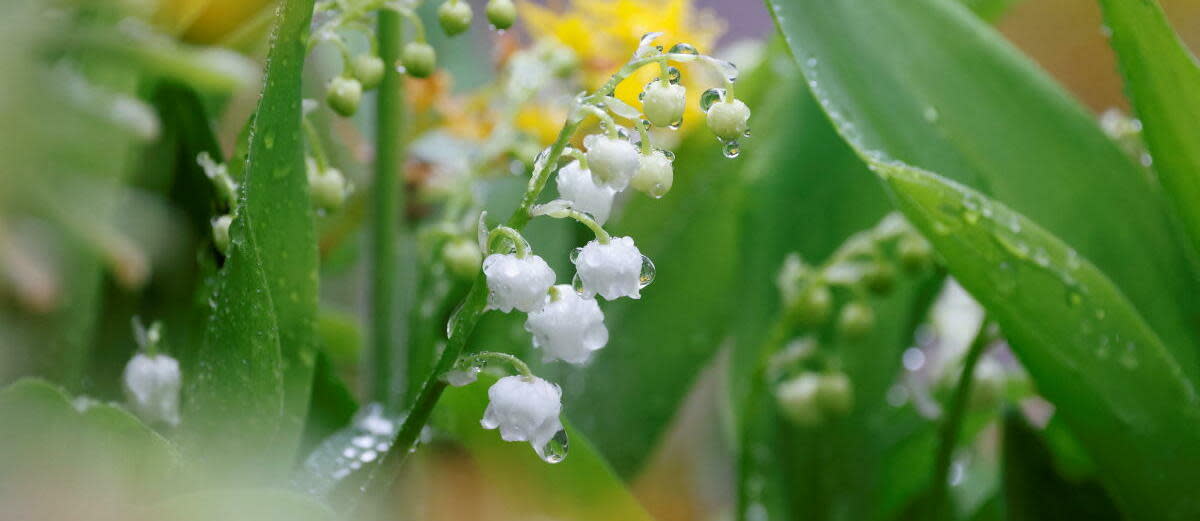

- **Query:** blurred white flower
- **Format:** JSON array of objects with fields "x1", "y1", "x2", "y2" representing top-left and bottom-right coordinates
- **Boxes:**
[
  {"x1": 573, "y1": 236, "x2": 645, "y2": 300},
  {"x1": 525, "y1": 285, "x2": 608, "y2": 364},
  {"x1": 556, "y1": 160, "x2": 616, "y2": 224},
  {"x1": 122, "y1": 353, "x2": 181, "y2": 427},
  {"x1": 483, "y1": 253, "x2": 555, "y2": 313}
]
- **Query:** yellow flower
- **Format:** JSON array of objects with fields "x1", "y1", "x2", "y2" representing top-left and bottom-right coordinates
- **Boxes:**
[{"x1": 521, "y1": 0, "x2": 724, "y2": 124}]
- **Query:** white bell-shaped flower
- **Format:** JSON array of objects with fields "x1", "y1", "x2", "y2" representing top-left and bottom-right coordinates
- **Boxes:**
[
  {"x1": 481, "y1": 375, "x2": 563, "y2": 452},
  {"x1": 556, "y1": 160, "x2": 617, "y2": 224},
  {"x1": 122, "y1": 353, "x2": 182, "y2": 427},
  {"x1": 483, "y1": 253, "x2": 556, "y2": 313},
  {"x1": 573, "y1": 236, "x2": 645, "y2": 300},
  {"x1": 525, "y1": 285, "x2": 608, "y2": 364},
  {"x1": 584, "y1": 134, "x2": 639, "y2": 190}
]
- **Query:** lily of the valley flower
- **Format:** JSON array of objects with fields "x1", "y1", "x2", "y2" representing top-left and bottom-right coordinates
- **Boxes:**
[
  {"x1": 584, "y1": 134, "x2": 639, "y2": 190},
  {"x1": 556, "y1": 160, "x2": 617, "y2": 224},
  {"x1": 482, "y1": 375, "x2": 563, "y2": 453},
  {"x1": 525, "y1": 285, "x2": 608, "y2": 364},
  {"x1": 573, "y1": 236, "x2": 645, "y2": 300},
  {"x1": 631, "y1": 150, "x2": 674, "y2": 198},
  {"x1": 122, "y1": 353, "x2": 182, "y2": 427},
  {"x1": 483, "y1": 253, "x2": 556, "y2": 313}
]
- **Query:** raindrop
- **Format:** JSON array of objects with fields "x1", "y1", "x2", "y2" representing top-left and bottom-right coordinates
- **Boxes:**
[
  {"x1": 659, "y1": 149, "x2": 675, "y2": 161},
  {"x1": 640, "y1": 119, "x2": 652, "y2": 130},
  {"x1": 668, "y1": 42, "x2": 699, "y2": 55},
  {"x1": 722, "y1": 140, "x2": 741, "y2": 158},
  {"x1": 638, "y1": 91, "x2": 645, "y2": 101},
  {"x1": 639, "y1": 255, "x2": 656, "y2": 287},
  {"x1": 537, "y1": 429, "x2": 570, "y2": 463},
  {"x1": 700, "y1": 88, "x2": 726, "y2": 112},
  {"x1": 616, "y1": 126, "x2": 632, "y2": 141},
  {"x1": 666, "y1": 66, "x2": 682, "y2": 84},
  {"x1": 264, "y1": 133, "x2": 275, "y2": 149},
  {"x1": 1139, "y1": 152, "x2": 1153, "y2": 167},
  {"x1": 902, "y1": 347, "x2": 926, "y2": 371},
  {"x1": 743, "y1": 129, "x2": 752, "y2": 138},
  {"x1": 668, "y1": 120, "x2": 683, "y2": 130},
  {"x1": 360, "y1": 450, "x2": 378, "y2": 463},
  {"x1": 395, "y1": 65, "x2": 407, "y2": 74},
  {"x1": 572, "y1": 272, "x2": 586, "y2": 294},
  {"x1": 569, "y1": 247, "x2": 582, "y2": 263},
  {"x1": 1066, "y1": 289, "x2": 1083, "y2": 307},
  {"x1": 805, "y1": 57, "x2": 818, "y2": 68}
]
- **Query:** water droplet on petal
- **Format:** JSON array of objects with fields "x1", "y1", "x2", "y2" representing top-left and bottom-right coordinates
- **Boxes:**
[
  {"x1": 666, "y1": 66, "x2": 681, "y2": 84},
  {"x1": 639, "y1": 255, "x2": 656, "y2": 287},
  {"x1": 700, "y1": 88, "x2": 726, "y2": 112},
  {"x1": 572, "y1": 272, "x2": 586, "y2": 294},
  {"x1": 569, "y1": 247, "x2": 582, "y2": 263},
  {"x1": 537, "y1": 429, "x2": 569, "y2": 463},
  {"x1": 722, "y1": 140, "x2": 741, "y2": 158},
  {"x1": 669, "y1": 42, "x2": 699, "y2": 55}
]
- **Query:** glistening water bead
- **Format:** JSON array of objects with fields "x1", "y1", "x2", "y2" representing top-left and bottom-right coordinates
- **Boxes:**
[
  {"x1": 700, "y1": 88, "x2": 726, "y2": 111},
  {"x1": 538, "y1": 429, "x2": 569, "y2": 463}
]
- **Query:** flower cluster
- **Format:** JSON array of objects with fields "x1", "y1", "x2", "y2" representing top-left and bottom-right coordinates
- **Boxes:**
[
  {"x1": 441, "y1": 32, "x2": 750, "y2": 460},
  {"x1": 769, "y1": 213, "x2": 936, "y2": 427}
]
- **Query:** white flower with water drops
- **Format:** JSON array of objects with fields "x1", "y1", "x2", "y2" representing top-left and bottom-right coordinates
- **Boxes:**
[
  {"x1": 481, "y1": 375, "x2": 563, "y2": 456},
  {"x1": 631, "y1": 150, "x2": 674, "y2": 198},
  {"x1": 483, "y1": 253, "x2": 556, "y2": 313},
  {"x1": 122, "y1": 352, "x2": 182, "y2": 427},
  {"x1": 584, "y1": 134, "x2": 640, "y2": 190},
  {"x1": 573, "y1": 236, "x2": 648, "y2": 300},
  {"x1": 556, "y1": 160, "x2": 617, "y2": 224},
  {"x1": 525, "y1": 285, "x2": 609, "y2": 364}
]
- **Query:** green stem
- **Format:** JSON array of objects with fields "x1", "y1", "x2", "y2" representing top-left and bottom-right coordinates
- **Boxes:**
[
  {"x1": 302, "y1": 116, "x2": 331, "y2": 172},
  {"x1": 370, "y1": 9, "x2": 404, "y2": 407},
  {"x1": 929, "y1": 319, "x2": 991, "y2": 519},
  {"x1": 487, "y1": 226, "x2": 529, "y2": 257}
]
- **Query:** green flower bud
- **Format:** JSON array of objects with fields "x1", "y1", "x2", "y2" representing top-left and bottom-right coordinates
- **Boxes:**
[
  {"x1": 546, "y1": 45, "x2": 578, "y2": 78},
  {"x1": 837, "y1": 300, "x2": 875, "y2": 340},
  {"x1": 486, "y1": 0, "x2": 517, "y2": 30},
  {"x1": 212, "y1": 214, "x2": 233, "y2": 255},
  {"x1": 443, "y1": 238, "x2": 483, "y2": 280},
  {"x1": 705, "y1": 98, "x2": 750, "y2": 141},
  {"x1": 817, "y1": 372, "x2": 854, "y2": 416},
  {"x1": 776, "y1": 373, "x2": 823, "y2": 427},
  {"x1": 793, "y1": 283, "x2": 832, "y2": 328},
  {"x1": 631, "y1": 150, "x2": 674, "y2": 198},
  {"x1": 642, "y1": 82, "x2": 686, "y2": 128},
  {"x1": 402, "y1": 42, "x2": 437, "y2": 78},
  {"x1": 310, "y1": 168, "x2": 347, "y2": 211},
  {"x1": 898, "y1": 233, "x2": 933, "y2": 274},
  {"x1": 353, "y1": 54, "x2": 385, "y2": 90},
  {"x1": 437, "y1": 0, "x2": 473, "y2": 36},
  {"x1": 863, "y1": 261, "x2": 895, "y2": 295},
  {"x1": 326, "y1": 76, "x2": 362, "y2": 117}
]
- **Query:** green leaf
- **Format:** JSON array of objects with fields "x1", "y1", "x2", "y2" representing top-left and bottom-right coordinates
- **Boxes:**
[
  {"x1": 0, "y1": 378, "x2": 180, "y2": 499},
  {"x1": 1096, "y1": 0, "x2": 1200, "y2": 259},
  {"x1": 181, "y1": 0, "x2": 318, "y2": 479},
  {"x1": 1001, "y1": 410, "x2": 1121, "y2": 520},
  {"x1": 143, "y1": 489, "x2": 334, "y2": 521},
  {"x1": 765, "y1": 0, "x2": 1200, "y2": 381},
  {"x1": 433, "y1": 374, "x2": 657, "y2": 521},
  {"x1": 873, "y1": 161, "x2": 1200, "y2": 519}
]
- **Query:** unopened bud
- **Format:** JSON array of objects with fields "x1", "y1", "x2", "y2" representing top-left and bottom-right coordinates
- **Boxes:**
[
  {"x1": 642, "y1": 82, "x2": 686, "y2": 128},
  {"x1": 212, "y1": 214, "x2": 233, "y2": 254},
  {"x1": 353, "y1": 54, "x2": 385, "y2": 90},
  {"x1": 310, "y1": 168, "x2": 348, "y2": 211},
  {"x1": 443, "y1": 238, "x2": 483, "y2": 280},
  {"x1": 326, "y1": 76, "x2": 362, "y2": 117},
  {"x1": 706, "y1": 98, "x2": 750, "y2": 141},
  {"x1": 438, "y1": 0, "x2": 473, "y2": 36},
  {"x1": 863, "y1": 261, "x2": 895, "y2": 295},
  {"x1": 631, "y1": 150, "x2": 674, "y2": 198},
  {"x1": 837, "y1": 300, "x2": 875, "y2": 340},
  {"x1": 776, "y1": 373, "x2": 822, "y2": 427},
  {"x1": 486, "y1": 0, "x2": 517, "y2": 30},
  {"x1": 817, "y1": 372, "x2": 854, "y2": 416},
  {"x1": 793, "y1": 283, "x2": 832, "y2": 328},
  {"x1": 402, "y1": 42, "x2": 437, "y2": 78},
  {"x1": 898, "y1": 233, "x2": 933, "y2": 274}
]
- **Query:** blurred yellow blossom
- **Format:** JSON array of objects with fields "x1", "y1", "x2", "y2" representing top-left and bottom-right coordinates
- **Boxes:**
[{"x1": 521, "y1": 0, "x2": 724, "y2": 124}]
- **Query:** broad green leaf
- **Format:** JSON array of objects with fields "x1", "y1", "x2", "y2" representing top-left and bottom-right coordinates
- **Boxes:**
[
  {"x1": 0, "y1": 379, "x2": 180, "y2": 500},
  {"x1": 182, "y1": 0, "x2": 318, "y2": 479},
  {"x1": 873, "y1": 160, "x2": 1200, "y2": 519},
  {"x1": 433, "y1": 374, "x2": 656, "y2": 521},
  {"x1": 1001, "y1": 410, "x2": 1121, "y2": 520},
  {"x1": 765, "y1": 0, "x2": 1200, "y2": 381},
  {"x1": 144, "y1": 489, "x2": 334, "y2": 521},
  {"x1": 1096, "y1": 0, "x2": 1200, "y2": 258}
]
